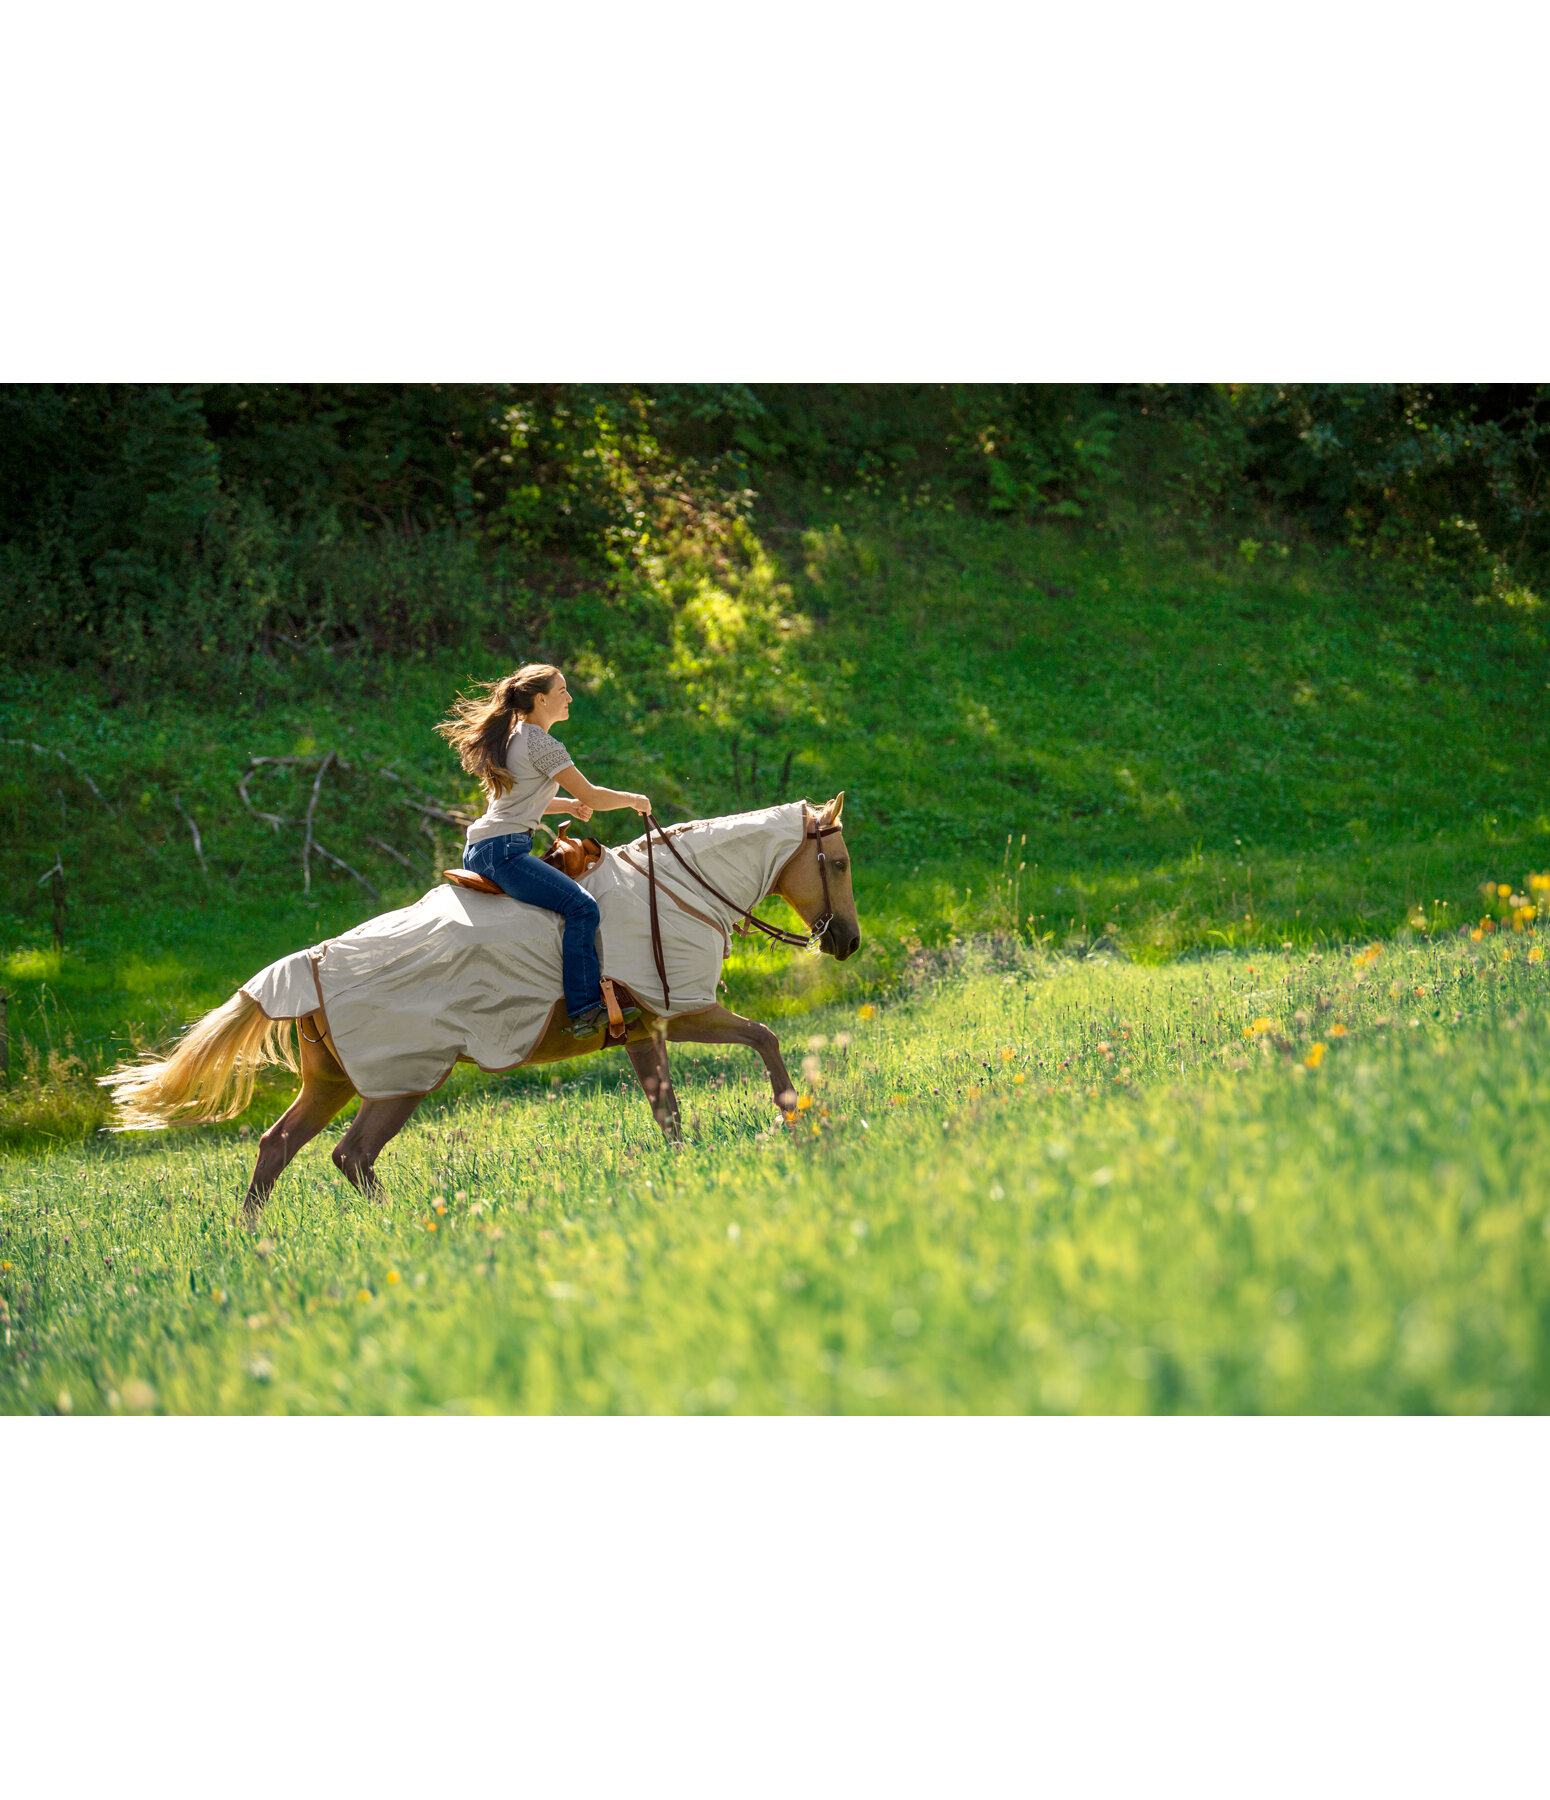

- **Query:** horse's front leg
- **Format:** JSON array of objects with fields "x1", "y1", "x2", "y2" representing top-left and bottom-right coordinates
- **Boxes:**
[
  {"x1": 666, "y1": 1004, "x2": 798, "y2": 1116},
  {"x1": 331, "y1": 1094, "x2": 425, "y2": 1196},
  {"x1": 627, "y1": 1030, "x2": 682, "y2": 1144}
]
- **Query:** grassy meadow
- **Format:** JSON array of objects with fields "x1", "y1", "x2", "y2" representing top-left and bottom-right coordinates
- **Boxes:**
[
  {"x1": 4, "y1": 488, "x2": 1550, "y2": 1412},
  {"x1": 4, "y1": 933, "x2": 1550, "y2": 1414}
]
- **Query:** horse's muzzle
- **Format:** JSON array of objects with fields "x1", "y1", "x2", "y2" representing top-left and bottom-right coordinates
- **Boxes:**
[{"x1": 824, "y1": 923, "x2": 862, "y2": 961}]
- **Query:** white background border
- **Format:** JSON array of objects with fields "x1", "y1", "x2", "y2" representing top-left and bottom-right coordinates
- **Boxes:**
[{"x1": 4, "y1": 5, "x2": 1548, "y2": 1790}]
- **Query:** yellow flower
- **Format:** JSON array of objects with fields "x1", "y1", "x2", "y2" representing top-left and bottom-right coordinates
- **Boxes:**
[
  {"x1": 1328, "y1": 1023, "x2": 1348, "y2": 1038},
  {"x1": 386, "y1": 1269, "x2": 401, "y2": 1284},
  {"x1": 1499, "y1": 883, "x2": 1512, "y2": 897},
  {"x1": 0, "y1": 1261, "x2": 10, "y2": 1272},
  {"x1": 1248, "y1": 1017, "x2": 1275, "y2": 1035},
  {"x1": 1000, "y1": 1048, "x2": 1015, "y2": 1063},
  {"x1": 356, "y1": 1288, "x2": 372, "y2": 1303},
  {"x1": 1501, "y1": 951, "x2": 1514, "y2": 964},
  {"x1": 426, "y1": 1219, "x2": 438, "y2": 1232},
  {"x1": 434, "y1": 1200, "x2": 447, "y2": 1215},
  {"x1": 1304, "y1": 1043, "x2": 1327, "y2": 1069},
  {"x1": 858, "y1": 1005, "x2": 876, "y2": 1021},
  {"x1": 1013, "y1": 1073, "x2": 1025, "y2": 1086},
  {"x1": 796, "y1": 1092, "x2": 814, "y2": 1111},
  {"x1": 1471, "y1": 928, "x2": 1484, "y2": 941},
  {"x1": 1530, "y1": 947, "x2": 1544, "y2": 964}
]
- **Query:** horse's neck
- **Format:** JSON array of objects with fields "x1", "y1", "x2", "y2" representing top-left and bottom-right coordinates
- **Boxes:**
[{"x1": 662, "y1": 804, "x2": 805, "y2": 912}]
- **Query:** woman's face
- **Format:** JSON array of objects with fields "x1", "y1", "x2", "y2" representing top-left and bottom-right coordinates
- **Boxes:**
[{"x1": 534, "y1": 673, "x2": 571, "y2": 725}]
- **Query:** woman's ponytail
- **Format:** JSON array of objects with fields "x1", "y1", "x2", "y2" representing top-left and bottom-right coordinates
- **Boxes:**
[{"x1": 434, "y1": 663, "x2": 561, "y2": 796}]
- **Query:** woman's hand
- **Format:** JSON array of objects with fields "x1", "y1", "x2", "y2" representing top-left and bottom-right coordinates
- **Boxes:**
[
  {"x1": 629, "y1": 793, "x2": 653, "y2": 815},
  {"x1": 569, "y1": 800, "x2": 594, "y2": 822}
]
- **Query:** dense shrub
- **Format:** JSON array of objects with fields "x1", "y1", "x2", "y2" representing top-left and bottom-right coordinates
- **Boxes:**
[{"x1": 2, "y1": 384, "x2": 1546, "y2": 689}]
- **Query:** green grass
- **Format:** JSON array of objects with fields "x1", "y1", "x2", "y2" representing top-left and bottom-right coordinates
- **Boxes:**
[
  {"x1": 5, "y1": 493, "x2": 1550, "y2": 1412},
  {"x1": 5, "y1": 934, "x2": 1549, "y2": 1414},
  {"x1": 4, "y1": 495, "x2": 1550, "y2": 1116}
]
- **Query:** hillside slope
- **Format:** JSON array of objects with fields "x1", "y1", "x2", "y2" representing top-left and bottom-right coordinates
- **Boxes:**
[{"x1": 3, "y1": 491, "x2": 1548, "y2": 1132}]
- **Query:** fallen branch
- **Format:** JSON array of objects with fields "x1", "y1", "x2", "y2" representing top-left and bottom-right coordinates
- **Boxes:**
[
  {"x1": 237, "y1": 761, "x2": 288, "y2": 831},
  {"x1": 172, "y1": 796, "x2": 209, "y2": 876},
  {"x1": 311, "y1": 840, "x2": 379, "y2": 898},
  {"x1": 301, "y1": 752, "x2": 336, "y2": 895},
  {"x1": 363, "y1": 835, "x2": 415, "y2": 869},
  {"x1": 393, "y1": 794, "x2": 476, "y2": 829},
  {"x1": 4, "y1": 740, "x2": 111, "y2": 810},
  {"x1": 378, "y1": 765, "x2": 476, "y2": 828}
]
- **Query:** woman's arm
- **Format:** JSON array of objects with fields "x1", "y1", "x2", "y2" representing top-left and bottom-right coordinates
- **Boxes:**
[
  {"x1": 544, "y1": 795, "x2": 593, "y2": 820},
  {"x1": 556, "y1": 768, "x2": 652, "y2": 815}
]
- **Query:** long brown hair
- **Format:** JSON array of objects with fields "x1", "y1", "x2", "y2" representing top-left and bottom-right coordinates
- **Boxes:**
[{"x1": 435, "y1": 664, "x2": 561, "y2": 797}]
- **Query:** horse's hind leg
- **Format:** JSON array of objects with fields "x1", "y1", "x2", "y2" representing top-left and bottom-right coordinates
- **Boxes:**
[
  {"x1": 331, "y1": 1094, "x2": 425, "y2": 1196},
  {"x1": 242, "y1": 1020, "x2": 356, "y2": 1222}
]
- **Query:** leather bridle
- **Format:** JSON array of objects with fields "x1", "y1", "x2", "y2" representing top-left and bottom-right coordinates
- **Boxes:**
[{"x1": 640, "y1": 808, "x2": 843, "y2": 1012}]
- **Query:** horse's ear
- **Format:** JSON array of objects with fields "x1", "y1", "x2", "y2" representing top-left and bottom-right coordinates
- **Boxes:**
[{"x1": 821, "y1": 791, "x2": 846, "y2": 826}]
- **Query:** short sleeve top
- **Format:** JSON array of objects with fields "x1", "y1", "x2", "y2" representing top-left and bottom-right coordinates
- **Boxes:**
[{"x1": 464, "y1": 720, "x2": 576, "y2": 842}]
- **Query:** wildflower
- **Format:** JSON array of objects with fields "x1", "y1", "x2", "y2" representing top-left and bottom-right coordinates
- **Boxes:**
[
  {"x1": 858, "y1": 1005, "x2": 876, "y2": 1021},
  {"x1": 1530, "y1": 947, "x2": 1544, "y2": 964},
  {"x1": 1501, "y1": 951, "x2": 1514, "y2": 964},
  {"x1": 386, "y1": 1270, "x2": 401, "y2": 1284},
  {"x1": 1000, "y1": 1048, "x2": 1015, "y2": 1063},
  {"x1": 434, "y1": 1201, "x2": 447, "y2": 1216},
  {"x1": 1329, "y1": 1023, "x2": 1348, "y2": 1038},
  {"x1": 1304, "y1": 1043, "x2": 1327, "y2": 1069},
  {"x1": 833, "y1": 1032, "x2": 853, "y2": 1050},
  {"x1": 356, "y1": 1288, "x2": 372, "y2": 1303},
  {"x1": 807, "y1": 1034, "x2": 828, "y2": 1051},
  {"x1": 1499, "y1": 883, "x2": 1512, "y2": 897},
  {"x1": 1013, "y1": 1073, "x2": 1026, "y2": 1086},
  {"x1": 1471, "y1": 928, "x2": 1484, "y2": 941},
  {"x1": 0, "y1": 1262, "x2": 9, "y2": 1273},
  {"x1": 795, "y1": 1092, "x2": 814, "y2": 1112},
  {"x1": 1247, "y1": 1017, "x2": 1275, "y2": 1036},
  {"x1": 426, "y1": 1219, "x2": 438, "y2": 1232}
]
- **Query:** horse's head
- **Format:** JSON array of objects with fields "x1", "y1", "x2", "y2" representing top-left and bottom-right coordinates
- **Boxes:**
[{"x1": 774, "y1": 793, "x2": 862, "y2": 961}]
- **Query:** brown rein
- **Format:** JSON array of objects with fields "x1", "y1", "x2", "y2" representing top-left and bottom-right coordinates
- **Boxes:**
[{"x1": 640, "y1": 809, "x2": 841, "y2": 1013}]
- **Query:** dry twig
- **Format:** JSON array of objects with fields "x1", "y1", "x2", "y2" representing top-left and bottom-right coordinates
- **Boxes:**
[
  {"x1": 301, "y1": 752, "x2": 336, "y2": 894},
  {"x1": 310, "y1": 841, "x2": 379, "y2": 898},
  {"x1": 363, "y1": 835, "x2": 414, "y2": 869},
  {"x1": 4, "y1": 740, "x2": 111, "y2": 810},
  {"x1": 173, "y1": 795, "x2": 209, "y2": 876}
]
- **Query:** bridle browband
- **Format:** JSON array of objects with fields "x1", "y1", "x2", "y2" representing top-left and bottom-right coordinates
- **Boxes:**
[{"x1": 639, "y1": 808, "x2": 843, "y2": 1012}]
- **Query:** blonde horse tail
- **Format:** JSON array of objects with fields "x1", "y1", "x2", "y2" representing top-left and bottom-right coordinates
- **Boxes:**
[{"x1": 99, "y1": 992, "x2": 299, "y2": 1131}]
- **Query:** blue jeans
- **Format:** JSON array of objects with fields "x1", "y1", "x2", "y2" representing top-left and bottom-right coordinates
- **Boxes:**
[{"x1": 463, "y1": 832, "x2": 601, "y2": 1018}]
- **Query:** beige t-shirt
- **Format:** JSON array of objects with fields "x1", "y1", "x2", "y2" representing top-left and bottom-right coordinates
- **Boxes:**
[{"x1": 465, "y1": 720, "x2": 576, "y2": 843}]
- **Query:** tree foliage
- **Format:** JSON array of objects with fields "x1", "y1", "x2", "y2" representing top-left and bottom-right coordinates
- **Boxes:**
[{"x1": 2, "y1": 382, "x2": 1546, "y2": 684}]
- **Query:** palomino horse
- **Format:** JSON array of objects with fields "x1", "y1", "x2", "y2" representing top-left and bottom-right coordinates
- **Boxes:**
[{"x1": 101, "y1": 796, "x2": 860, "y2": 1219}]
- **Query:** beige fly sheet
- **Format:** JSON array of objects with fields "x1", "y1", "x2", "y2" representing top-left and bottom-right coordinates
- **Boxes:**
[{"x1": 241, "y1": 802, "x2": 809, "y2": 1098}]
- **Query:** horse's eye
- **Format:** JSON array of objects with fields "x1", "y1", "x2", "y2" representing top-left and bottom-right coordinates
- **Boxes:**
[{"x1": 831, "y1": 859, "x2": 849, "y2": 874}]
